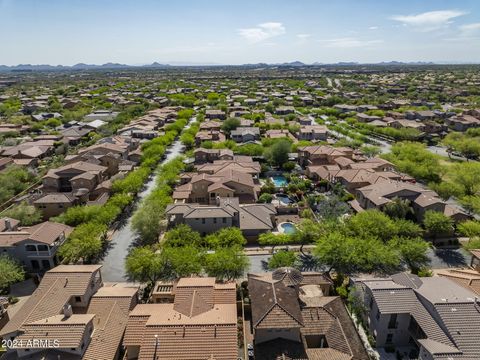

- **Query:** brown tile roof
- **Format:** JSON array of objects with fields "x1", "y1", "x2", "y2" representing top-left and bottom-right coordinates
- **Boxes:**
[
  {"x1": 248, "y1": 274, "x2": 303, "y2": 329},
  {"x1": 15, "y1": 314, "x2": 95, "y2": 349},
  {"x1": 0, "y1": 221, "x2": 73, "y2": 247},
  {"x1": 123, "y1": 277, "x2": 237, "y2": 360},
  {"x1": 82, "y1": 286, "x2": 138, "y2": 360},
  {"x1": 0, "y1": 265, "x2": 101, "y2": 337}
]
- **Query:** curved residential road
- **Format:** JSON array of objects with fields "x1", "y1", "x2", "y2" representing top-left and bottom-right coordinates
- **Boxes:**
[{"x1": 100, "y1": 117, "x2": 194, "y2": 282}]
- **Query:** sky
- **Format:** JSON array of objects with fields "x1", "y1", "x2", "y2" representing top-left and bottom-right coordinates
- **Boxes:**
[{"x1": 1, "y1": 0, "x2": 480, "y2": 65}]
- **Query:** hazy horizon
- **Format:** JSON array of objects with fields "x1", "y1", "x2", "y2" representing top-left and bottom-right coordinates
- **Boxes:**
[{"x1": 1, "y1": 0, "x2": 480, "y2": 66}]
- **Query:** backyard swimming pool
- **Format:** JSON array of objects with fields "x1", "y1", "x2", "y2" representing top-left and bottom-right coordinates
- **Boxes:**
[
  {"x1": 280, "y1": 222, "x2": 297, "y2": 234},
  {"x1": 271, "y1": 175, "x2": 288, "y2": 187},
  {"x1": 276, "y1": 194, "x2": 293, "y2": 205}
]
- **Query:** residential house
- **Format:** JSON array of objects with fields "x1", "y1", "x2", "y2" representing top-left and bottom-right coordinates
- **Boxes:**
[
  {"x1": 172, "y1": 169, "x2": 258, "y2": 204},
  {"x1": 353, "y1": 273, "x2": 480, "y2": 359},
  {"x1": 195, "y1": 158, "x2": 261, "y2": 177},
  {"x1": 84, "y1": 110, "x2": 119, "y2": 122},
  {"x1": 193, "y1": 148, "x2": 234, "y2": 164},
  {"x1": 0, "y1": 265, "x2": 138, "y2": 360},
  {"x1": 275, "y1": 106, "x2": 295, "y2": 115},
  {"x1": 249, "y1": 268, "x2": 368, "y2": 360},
  {"x1": 123, "y1": 277, "x2": 237, "y2": 360},
  {"x1": 354, "y1": 181, "x2": 468, "y2": 222},
  {"x1": 205, "y1": 109, "x2": 226, "y2": 120},
  {"x1": 0, "y1": 218, "x2": 72, "y2": 272},
  {"x1": 298, "y1": 145, "x2": 354, "y2": 167},
  {"x1": 265, "y1": 129, "x2": 296, "y2": 142},
  {"x1": 297, "y1": 125, "x2": 328, "y2": 142},
  {"x1": 166, "y1": 197, "x2": 276, "y2": 239},
  {"x1": 230, "y1": 127, "x2": 260, "y2": 143},
  {"x1": 446, "y1": 115, "x2": 480, "y2": 132}
]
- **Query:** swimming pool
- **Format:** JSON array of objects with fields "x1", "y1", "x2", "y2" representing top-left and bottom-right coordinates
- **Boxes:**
[
  {"x1": 276, "y1": 194, "x2": 293, "y2": 205},
  {"x1": 280, "y1": 222, "x2": 296, "y2": 234},
  {"x1": 271, "y1": 175, "x2": 288, "y2": 187}
]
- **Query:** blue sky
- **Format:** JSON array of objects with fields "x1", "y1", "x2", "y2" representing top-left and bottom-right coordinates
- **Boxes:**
[{"x1": 1, "y1": 0, "x2": 479, "y2": 65}]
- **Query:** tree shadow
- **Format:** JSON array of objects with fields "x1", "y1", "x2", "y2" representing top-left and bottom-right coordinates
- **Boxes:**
[{"x1": 433, "y1": 249, "x2": 468, "y2": 267}]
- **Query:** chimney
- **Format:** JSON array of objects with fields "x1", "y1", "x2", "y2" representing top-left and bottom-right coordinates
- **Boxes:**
[
  {"x1": 215, "y1": 196, "x2": 221, "y2": 206},
  {"x1": 4, "y1": 219, "x2": 11, "y2": 231},
  {"x1": 63, "y1": 304, "x2": 73, "y2": 318}
]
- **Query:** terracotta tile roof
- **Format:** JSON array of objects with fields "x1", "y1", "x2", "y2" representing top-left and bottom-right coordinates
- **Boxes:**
[
  {"x1": 15, "y1": 314, "x2": 95, "y2": 349},
  {"x1": 124, "y1": 277, "x2": 237, "y2": 360},
  {"x1": 82, "y1": 286, "x2": 138, "y2": 360},
  {"x1": 0, "y1": 265, "x2": 101, "y2": 337}
]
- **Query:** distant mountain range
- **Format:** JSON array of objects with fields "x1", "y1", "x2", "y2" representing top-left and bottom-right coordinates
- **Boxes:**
[{"x1": 0, "y1": 60, "x2": 472, "y2": 71}]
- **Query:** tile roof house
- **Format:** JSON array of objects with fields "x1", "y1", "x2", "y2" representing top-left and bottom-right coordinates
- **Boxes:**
[
  {"x1": 166, "y1": 197, "x2": 276, "y2": 240},
  {"x1": 353, "y1": 273, "x2": 480, "y2": 360},
  {"x1": 193, "y1": 148, "x2": 234, "y2": 164},
  {"x1": 172, "y1": 169, "x2": 259, "y2": 204},
  {"x1": 354, "y1": 180, "x2": 468, "y2": 222},
  {"x1": 298, "y1": 145, "x2": 356, "y2": 167},
  {"x1": 205, "y1": 109, "x2": 226, "y2": 120},
  {"x1": 34, "y1": 161, "x2": 108, "y2": 218},
  {"x1": 297, "y1": 125, "x2": 328, "y2": 142},
  {"x1": 249, "y1": 269, "x2": 368, "y2": 360},
  {"x1": 0, "y1": 265, "x2": 138, "y2": 360},
  {"x1": 195, "y1": 158, "x2": 261, "y2": 177},
  {"x1": 0, "y1": 219, "x2": 73, "y2": 273},
  {"x1": 230, "y1": 126, "x2": 260, "y2": 143},
  {"x1": 265, "y1": 129, "x2": 297, "y2": 142},
  {"x1": 123, "y1": 277, "x2": 237, "y2": 360}
]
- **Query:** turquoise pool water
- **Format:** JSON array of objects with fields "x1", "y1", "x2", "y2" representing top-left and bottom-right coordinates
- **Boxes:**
[
  {"x1": 271, "y1": 176, "x2": 288, "y2": 187},
  {"x1": 280, "y1": 222, "x2": 296, "y2": 234}
]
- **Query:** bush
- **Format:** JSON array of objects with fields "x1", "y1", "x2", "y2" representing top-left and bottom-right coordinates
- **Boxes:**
[{"x1": 258, "y1": 193, "x2": 273, "y2": 203}]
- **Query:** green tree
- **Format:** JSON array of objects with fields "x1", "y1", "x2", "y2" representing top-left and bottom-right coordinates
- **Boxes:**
[
  {"x1": 383, "y1": 197, "x2": 412, "y2": 219},
  {"x1": 203, "y1": 247, "x2": 249, "y2": 280},
  {"x1": 258, "y1": 232, "x2": 294, "y2": 252},
  {"x1": 59, "y1": 222, "x2": 106, "y2": 263},
  {"x1": 3, "y1": 202, "x2": 42, "y2": 226},
  {"x1": 0, "y1": 255, "x2": 25, "y2": 293},
  {"x1": 449, "y1": 163, "x2": 480, "y2": 196},
  {"x1": 391, "y1": 237, "x2": 430, "y2": 274},
  {"x1": 268, "y1": 250, "x2": 297, "y2": 269},
  {"x1": 258, "y1": 193, "x2": 273, "y2": 203},
  {"x1": 162, "y1": 246, "x2": 203, "y2": 278},
  {"x1": 221, "y1": 118, "x2": 241, "y2": 136},
  {"x1": 346, "y1": 210, "x2": 398, "y2": 242},
  {"x1": 164, "y1": 224, "x2": 202, "y2": 247},
  {"x1": 423, "y1": 210, "x2": 454, "y2": 239},
  {"x1": 458, "y1": 220, "x2": 480, "y2": 238},
  {"x1": 264, "y1": 139, "x2": 291, "y2": 167},
  {"x1": 125, "y1": 246, "x2": 167, "y2": 283},
  {"x1": 205, "y1": 228, "x2": 246, "y2": 248},
  {"x1": 293, "y1": 219, "x2": 321, "y2": 255}
]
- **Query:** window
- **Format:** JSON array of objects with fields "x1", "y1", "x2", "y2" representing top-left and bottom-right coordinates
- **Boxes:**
[
  {"x1": 376, "y1": 310, "x2": 380, "y2": 321},
  {"x1": 202, "y1": 218, "x2": 205, "y2": 224},
  {"x1": 369, "y1": 297, "x2": 373, "y2": 309},
  {"x1": 213, "y1": 218, "x2": 217, "y2": 224},
  {"x1": 38, "y1": 245, "x2": 48, "y2": 251},
  {"x1": 388, "y1": 314, "x2": 398, "y2": 329},
  {"x1": 26, "y1": 245, "x2": 36, "y2": 252},
  {"x1": 386, "y1": 333, "x2": 393, "y2": 344},
  {"x1": 223, "y1": 217, "x2": 227, "y2": 223},
  {"x1": 31, "y1": 260, "x2": 40, "y2": 270},
  {"x1": 58, "y1": 204, "x2": 64, "y2": 208},
  {"x1": 75, "y1": 296, "x2": 82, "y2": 302}
]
